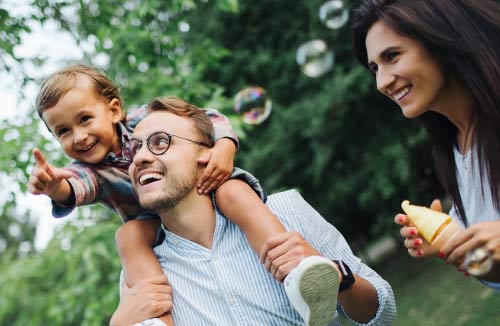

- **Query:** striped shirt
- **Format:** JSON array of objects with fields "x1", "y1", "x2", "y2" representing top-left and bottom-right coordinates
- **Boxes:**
[
  {"x1": 154, "y1": 190, "x2": 396, "y2": 325},
  {"x1": 52, "y1": 106, "x2": 238, "y2": 222}
]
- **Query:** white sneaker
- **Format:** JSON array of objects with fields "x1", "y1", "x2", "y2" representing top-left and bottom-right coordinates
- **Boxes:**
[
  {"x1": 284, "y1": 256, "x2": 340, "y2": 326},
  {"x1": 132, "y1": 318, "x2": 167, "y2": 326}
]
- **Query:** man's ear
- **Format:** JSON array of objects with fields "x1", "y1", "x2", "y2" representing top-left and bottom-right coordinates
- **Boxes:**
[
  {"x1": 197, "y1": 148, "x2": 212, "y2": 165},
  {"x1": 109, "y1": 98, "x2": 123, "y2": 123}
]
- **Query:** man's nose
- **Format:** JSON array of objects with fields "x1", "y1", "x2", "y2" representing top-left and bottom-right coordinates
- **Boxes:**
[{"x1": 132, "y1": 143, "x2": 154, "y2": 165}]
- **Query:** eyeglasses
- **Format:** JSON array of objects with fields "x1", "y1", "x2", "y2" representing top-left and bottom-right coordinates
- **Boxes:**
[{"x1": 121, "y1": 131, "x2": 210, "y2": 162}]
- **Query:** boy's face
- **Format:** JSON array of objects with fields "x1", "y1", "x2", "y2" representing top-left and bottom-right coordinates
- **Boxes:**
[{"x1": 42, "y1": 77, "x2": 123, "y2": 164}]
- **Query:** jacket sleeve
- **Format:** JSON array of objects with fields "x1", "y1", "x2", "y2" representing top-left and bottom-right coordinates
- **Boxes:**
[{"x1": 204, "y1": 108, "x2": 239, "y2": 149}]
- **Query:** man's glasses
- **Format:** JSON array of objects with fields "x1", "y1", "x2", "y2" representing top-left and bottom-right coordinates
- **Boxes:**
[{"x1": 121, "y1": 131, "x2": 210, "y2": 162}]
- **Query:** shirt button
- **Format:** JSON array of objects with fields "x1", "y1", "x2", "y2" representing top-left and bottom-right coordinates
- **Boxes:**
[{"x1": 228, "y1": 297, "x2": 235, "y2": 305}]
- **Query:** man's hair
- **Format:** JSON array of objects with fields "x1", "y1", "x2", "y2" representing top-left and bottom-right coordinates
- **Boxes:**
[
  {"x1": 36, "y1": 64, "x2": 123, "y2": 119},
  {"x1": 147, "y1": 96, "x2": 215, "y2": 147}
]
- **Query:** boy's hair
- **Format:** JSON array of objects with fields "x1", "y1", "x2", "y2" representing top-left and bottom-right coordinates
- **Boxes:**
[
  {"x1": 147, "y1": 96, "x2": 215, "y2": 147},
  {"x1": 36, "y1": 64, "x2": 123, "y2": 119}
]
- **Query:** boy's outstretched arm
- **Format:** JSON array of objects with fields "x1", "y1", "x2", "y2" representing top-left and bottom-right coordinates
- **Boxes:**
[
  {"x1": 115, "y1": 219, "x2": 174, "y2": 325},
  {"x1": 28, "y1": 148, "x2": 74, "y2": 204},
  {"x1": 215, "y1": 179, "x2": 287, "y2": 265}
]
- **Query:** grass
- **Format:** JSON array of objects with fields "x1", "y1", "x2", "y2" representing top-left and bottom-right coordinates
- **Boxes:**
[{"x1": 373, "y1": 248, "x2": 500, "y2": 325}]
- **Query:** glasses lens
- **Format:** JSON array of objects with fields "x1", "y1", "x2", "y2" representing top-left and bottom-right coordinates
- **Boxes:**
[{"x1": 149, "y1": 133, "x2": 170, "y2": 154}]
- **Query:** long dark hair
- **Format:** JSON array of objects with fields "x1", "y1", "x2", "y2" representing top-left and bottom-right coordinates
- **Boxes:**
[{"x1": 352, "y1": 0, "x2": 500, "y2": 225}]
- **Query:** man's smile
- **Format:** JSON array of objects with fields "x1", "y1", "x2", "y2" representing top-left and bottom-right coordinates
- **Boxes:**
[{"x1": 139, "y1": 172, "x2": 164, "y2": 185}]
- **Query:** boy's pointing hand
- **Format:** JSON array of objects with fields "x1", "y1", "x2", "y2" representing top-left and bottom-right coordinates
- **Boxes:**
[{"x1": 28, "y1": 148, "x2": 73, "y2": 198}]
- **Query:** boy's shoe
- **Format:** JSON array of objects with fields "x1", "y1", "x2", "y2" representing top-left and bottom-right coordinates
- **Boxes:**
[
  {"x1": 284, "y1": 256, "x2": 340, "y2": 326},
  {"x1": 132, "y1": 318, "x2": 166, "y2": 326}
]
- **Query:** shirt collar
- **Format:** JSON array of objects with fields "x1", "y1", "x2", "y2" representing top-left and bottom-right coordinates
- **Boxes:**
[{"x1": 103, "y1": 121, "x2": 131, "y2": 167}]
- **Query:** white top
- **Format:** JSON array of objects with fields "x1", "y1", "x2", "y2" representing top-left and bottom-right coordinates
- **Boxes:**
[
  {"x1": 153, "y1": 190, "x2": 396, "y2": 325},
  {"x1": 450, "y1": 146, "x2": 498, "y2": 225},
  {"x1": 451, "y1": 146, "x2": 500, "y2": 290}
]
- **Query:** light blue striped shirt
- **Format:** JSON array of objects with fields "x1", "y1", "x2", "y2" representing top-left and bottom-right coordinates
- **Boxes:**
[{"x1": 154, "y1": 190, "x2": 396, "y2": 325}]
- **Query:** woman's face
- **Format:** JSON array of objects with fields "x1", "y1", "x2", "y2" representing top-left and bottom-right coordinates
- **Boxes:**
[{"x1": 365, "y1": 21, "x2": 451, "y2": 118}]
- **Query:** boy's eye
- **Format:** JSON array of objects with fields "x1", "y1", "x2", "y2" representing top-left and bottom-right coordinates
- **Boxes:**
[
  {"x1": 81, "y1": 115, "x2": 92, "y2": 123},
  {"x1": 57, "y1": 128, "x2": 69, "y2": 136}
]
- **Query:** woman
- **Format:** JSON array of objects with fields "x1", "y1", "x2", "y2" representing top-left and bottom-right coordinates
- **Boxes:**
[{"x1": 352, "y1": 0, "x2": 500, "y2": 289}]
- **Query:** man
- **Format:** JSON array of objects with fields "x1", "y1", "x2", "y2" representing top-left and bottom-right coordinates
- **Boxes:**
[{"x1": 112, "y1": 97, "x2": 396, "y2": 325}]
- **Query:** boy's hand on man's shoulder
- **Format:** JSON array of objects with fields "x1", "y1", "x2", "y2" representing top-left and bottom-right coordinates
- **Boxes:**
[{"x1": 197, "y1": 138, "x2": 235, "y2": 194}]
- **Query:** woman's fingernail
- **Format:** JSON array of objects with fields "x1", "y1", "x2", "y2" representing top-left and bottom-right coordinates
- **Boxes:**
[
  {"x1": 418, "y1": 250, "x2": 424, "y2": 256},
  {"x1": 464, "y1": 272, "x2": 470, "y2": 277},
  {"x1": 410, "y1": 229, "x2": 416, "y2": 236},
  {"x1": 438, "y1": 251, "x2": 444, "y2": 259},
  {"x1": 398, "y1": 217, "x2": 404, "y2": 223},
  {"x1": 414, "y1": 239, "x2": 421, "y2": 246}
]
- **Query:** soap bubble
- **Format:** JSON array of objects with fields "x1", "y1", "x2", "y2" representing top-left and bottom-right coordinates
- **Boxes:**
[
  {"x1": 296, "y1": 39, "x2": 334, "y2": 78},
  {"x1": 319, "y1": 0, "x2": 349, "y2": 29},
  {"x1": 234, "y1": 87, "x2": 272, "y2": 125}
]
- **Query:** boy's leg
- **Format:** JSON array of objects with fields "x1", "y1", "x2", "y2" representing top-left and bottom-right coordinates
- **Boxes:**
[
  {"x1": 215, "y1": 178, "x2": 340, "y2": 325},
  {"x1": 115, "y1": 219, "x2": 174, "y2": 325},
  {"x1": 215, "y1": 178, "x2": 286, "y2": 255}
]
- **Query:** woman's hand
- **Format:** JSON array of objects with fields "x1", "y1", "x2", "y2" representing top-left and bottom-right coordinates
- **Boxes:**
[
  {"x1": 394, "y1": 199, "x2": 441, "y2": 258},
  {"x1": 441, "y1": 220, "x2": 500, "y2": 279}
]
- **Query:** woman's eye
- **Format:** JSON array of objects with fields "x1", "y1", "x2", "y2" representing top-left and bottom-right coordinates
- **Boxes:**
[{"x1": 387, "y1": 52, "x2": 399, "y2": 61}]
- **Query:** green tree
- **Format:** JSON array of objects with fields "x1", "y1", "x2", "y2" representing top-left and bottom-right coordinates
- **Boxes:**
[
  {"x1": 0, "y1": 220, "x2": 121, "y2": 325},
  {"x1": 184, "y1": 0, "x2": 444, "y2": 241},
  {"x1": 0, "y1": 3, "x2": 37, "y2": 258}
]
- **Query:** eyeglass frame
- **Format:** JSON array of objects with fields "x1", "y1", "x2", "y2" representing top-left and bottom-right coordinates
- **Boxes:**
[{"x1": 121, "y1": 131, "x2": 211, "y2": 162}]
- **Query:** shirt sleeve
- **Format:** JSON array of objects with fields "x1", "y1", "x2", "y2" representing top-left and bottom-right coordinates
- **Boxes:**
[
  {"x1": 204, "y1": 108, "x2": 239, "y2": 148},
  {"x1": 230, "y1": 167, "x2": 267, "y2": 202},
  {"x1": 52, "y1": 164, "x2": 100, "y2": 218},
  {"x1": 281, "y1": 190, "x2": 397, "y2": 325}
]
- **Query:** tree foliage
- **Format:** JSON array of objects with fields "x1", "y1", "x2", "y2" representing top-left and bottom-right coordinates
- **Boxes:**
[
  {"x1": 0, "y1": 0, "x2": 445, "y2": 323},
  {"x1": 0, "y1": 221, "x2": 120, "y2": 325}
]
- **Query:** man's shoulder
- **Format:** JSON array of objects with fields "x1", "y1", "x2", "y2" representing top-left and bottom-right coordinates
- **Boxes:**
[
  {"x1": 265, "y1": 189, "x2": 310, "y2": 214},
  {"x1": 267, "y1": 189, "x2": 304, "y2": 203}
]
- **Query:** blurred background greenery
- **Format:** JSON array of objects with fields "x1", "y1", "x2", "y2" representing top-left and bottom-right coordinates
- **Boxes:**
[{"x1": 0, "y1": 0, "x2": 497, "y2": 324}]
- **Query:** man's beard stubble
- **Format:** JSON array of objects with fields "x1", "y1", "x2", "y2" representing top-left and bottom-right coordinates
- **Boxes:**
[{"x1": 140, "y1": 164, "x2": 199, "y2": 213}]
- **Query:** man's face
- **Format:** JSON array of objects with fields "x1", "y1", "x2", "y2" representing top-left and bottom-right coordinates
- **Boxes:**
[{"x1": 128, "y1": 111, "x2": 207, "y2": 212}]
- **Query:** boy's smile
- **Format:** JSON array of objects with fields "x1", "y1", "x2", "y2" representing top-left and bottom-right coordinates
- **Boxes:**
[{"x1": 42, "y1": 77, "x2": 123, "y2": 164}]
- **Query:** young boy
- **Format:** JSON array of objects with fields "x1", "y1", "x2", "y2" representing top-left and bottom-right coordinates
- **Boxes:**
[{"x1": 29, "y1": 64, "x2": 341, "y2": 326}]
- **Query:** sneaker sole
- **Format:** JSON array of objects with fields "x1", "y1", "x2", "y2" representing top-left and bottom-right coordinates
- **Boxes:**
[{"x1": 299, "y1": 263, "x2": 340, "y2": 326}]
